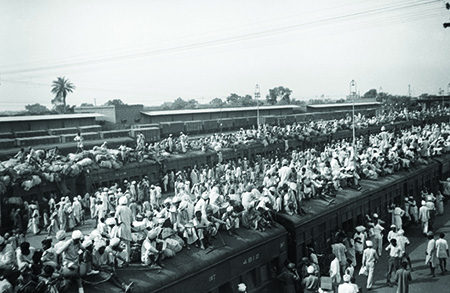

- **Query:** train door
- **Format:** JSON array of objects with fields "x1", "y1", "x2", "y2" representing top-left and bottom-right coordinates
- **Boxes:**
[{"x1": 341, "y1": 210, "x2": 354, "y2": 234}]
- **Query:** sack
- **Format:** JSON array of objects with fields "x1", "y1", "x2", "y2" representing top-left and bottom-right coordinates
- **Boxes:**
[
  {"x1": 320, "y1": 276, "x2": 332, "y2": 291},
  {"x1": 359, "y1": 266, "x2": 367, "y2": 276}
]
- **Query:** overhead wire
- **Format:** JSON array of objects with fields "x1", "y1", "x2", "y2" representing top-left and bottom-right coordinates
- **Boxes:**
[{"x1": 0, "y1": 0, "x2": 442, "y2": 76}]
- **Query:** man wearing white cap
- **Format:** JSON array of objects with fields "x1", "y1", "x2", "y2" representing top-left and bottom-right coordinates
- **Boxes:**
[
  {"x1": 56, "y1": 230, "x2": 84, "y2": 293},
  {"x1": 362, "y1": 240, "x2": 378, "y2": 291},
  {"x1": 115, "y1": 196, "x2": 133, "y2": 262},
  {"x1": 337, "y1": 274, "x2": 357, "y2": 293},
  {"x1": 237, "y1": 283, "x2": 247, "y2": 293},
  {"x1": 396, "y1": 229, "x2": 412, "y2": 271},
  {"x1": 302, "y1": 265, "x2": 319, "y2": 293},
  {"x1": 418, "y1": 200, "x2": 430, "y2": 235},
  {"x1": 372, "y1": 214, "x2": 385, "y2": 256}
]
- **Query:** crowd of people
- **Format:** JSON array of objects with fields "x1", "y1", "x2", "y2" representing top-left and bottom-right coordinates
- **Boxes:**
[
  {"x1": 1, "y1": 106, "x2": 450, "y2": 293},
  {"x1": 276, "y1": 185, "x2": 449, "y2": 293}
]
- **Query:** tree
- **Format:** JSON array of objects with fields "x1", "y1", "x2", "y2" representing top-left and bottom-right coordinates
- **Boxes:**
[
  {"x1": 51, "y1": 77, "x2": 75, "y2": 113},
  {"x1": 209, "y1": 98, "x2": 225, "y2": 108},
  {"x1": 241, "y1": 94, "x2": 257, "y2": 107},
  {"x1": 226, "y1": 93, "x2": 241, "y2": 106},
  {"x1": 186, "y1": 99, "x2": 199, "y2": 109},
  {"x1": 104, "y1": 99, "x2": 126, "y2": 106},
  {"x1": 266, "y1": 86, "x2": 292, "y2": 105},
  {"x1": 363, "y1": 89, "x2": 377, "y2": 99},
  {"x1": 172, "y1": 97, "x2": 188, "y2": 110},
  {"x1": 80, "y1": 103, "x2": 94, "y2": 107},
  {"x1": 25, "y1": 103, "x2": 51, "y2": 115}
]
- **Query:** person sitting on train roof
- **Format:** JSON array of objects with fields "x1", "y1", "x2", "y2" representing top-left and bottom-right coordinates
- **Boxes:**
[
  {"x1": 193, "y1": 210, "x2": 215, "y2": 250},
  {"x1": 92, "y1": 238, "x2": 134, "y2": 293}
]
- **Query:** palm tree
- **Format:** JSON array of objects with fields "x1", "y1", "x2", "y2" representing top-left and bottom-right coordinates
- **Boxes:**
[{"x1": 51, "y1": 77, "x2": 75, "y2": 113}]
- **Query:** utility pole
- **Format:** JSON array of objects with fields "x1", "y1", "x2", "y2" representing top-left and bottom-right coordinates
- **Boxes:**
[
  {"x1": 408, "y1": 85, "x2": 411, "y2": 97},
  {"x1": 350, "y1": 80, "x2": 357, "y2": 157},
  {"x1": 255, "y1": 84, "x2": 261, "y2": 133}
]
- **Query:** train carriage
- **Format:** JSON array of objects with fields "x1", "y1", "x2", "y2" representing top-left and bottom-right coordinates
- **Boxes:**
[
  {"x1": 85, "y1": 226, "x2": 288, "y2": 293},
  {"x1": 275, "y1": 156, "x2": 443, "y2": 270}
]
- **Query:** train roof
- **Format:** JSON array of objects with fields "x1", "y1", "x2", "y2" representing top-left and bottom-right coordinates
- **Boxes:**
[
  {"x1": 88, "y1": 225, "x2": 287, "y2": 293},
  {"x1": 0, "y1": 113, "x2": 104, "y2": 123},
  {"x1": 276, "y1": 158, "x2": 442, "y2": 230},
  {"x1": 141, "y1": 105, "x2": 301, "y2": 117},
  {"x1": 306, "y1": 102, "x2": 381, "y2": 109}
]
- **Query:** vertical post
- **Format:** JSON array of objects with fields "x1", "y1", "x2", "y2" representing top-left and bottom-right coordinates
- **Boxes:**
[
  {"x1": 350, "y1": 80, "x2": 357, "y2": 163},
  {"x1": 350, "y1": 80, "x2": 357, "y2": 148},
  {"x1": 255, "y1": 84, "x2": 261, "y2": 132}
]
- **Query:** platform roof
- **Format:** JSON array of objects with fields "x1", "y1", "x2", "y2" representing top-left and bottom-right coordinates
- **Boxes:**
[
  {"x1": 141, "y1": 105, "x2": 300, "y2": 116},
  {"x1": 307, "y1": 102, "x2": 381, "y2": 108},
  {"x1": 0, "y1": 113, "x2": 104, "y2": 123}
]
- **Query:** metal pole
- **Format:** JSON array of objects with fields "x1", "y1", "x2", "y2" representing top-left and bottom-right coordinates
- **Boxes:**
[
  {"x1": 350, "y1": 80, "x2": 357, "y2": 149},
  {"x1": 255, "y1": 84, "x2": 261, "y2": 132}
]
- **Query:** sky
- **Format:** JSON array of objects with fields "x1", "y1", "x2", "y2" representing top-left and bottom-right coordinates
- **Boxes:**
[{"x1": 1, "y1": 0, "x2": 450, "y2": 111}]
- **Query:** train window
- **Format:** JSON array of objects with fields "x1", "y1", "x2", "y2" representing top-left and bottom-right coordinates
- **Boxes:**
[
  {"x1": 260, "y1": 262, "x2": 270, "y2": 284},
  {"x1": 217, "y1": 283, "x2": 231, "y2": 293},
  {"x1": 241, "y1": 269, "x2": 257, "y2": 292}
]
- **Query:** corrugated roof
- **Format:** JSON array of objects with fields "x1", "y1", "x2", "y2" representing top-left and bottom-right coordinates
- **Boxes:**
[
  {"x1": 0, "y1": 113, "x2": 104, "y2": 123},
  {"x1": 141, "y1": 105, "x2": 300, "y2": 116},
  {"x1": 307, "y1": 102, "x2": 381, "y2": 108}
]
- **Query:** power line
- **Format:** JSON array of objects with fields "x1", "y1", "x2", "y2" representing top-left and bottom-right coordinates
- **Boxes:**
[{"x1": 0, "y1": 0, "x2": 441, "y2": 76}]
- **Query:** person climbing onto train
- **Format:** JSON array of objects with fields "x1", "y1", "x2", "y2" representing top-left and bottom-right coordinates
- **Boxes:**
[
  {"x1": 277, "y1": 262, "x2": 300, "y2": 293},
  {"x1": 388, "y1": 202, "x2": 405, "y2": 230},
  {"x1": 302, "y1": 265, "x2": 319, "y2": 293}
]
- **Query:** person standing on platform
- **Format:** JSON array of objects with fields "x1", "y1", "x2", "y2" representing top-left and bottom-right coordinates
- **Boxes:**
[
  {"x1": 372, "y1": 214, "x2": 385, "y2": 256},
  {"x1": 418, "y1": 200, "x2": 430, "y2": 236},
  {"x1": 354, "y1": 226, "x2": 366, "y2": 268},
  {"x1": 386, "y1": 238, "x2": 402, "y2": 287},
  {"x1": 396, "y1": 229, "x2": 413, "y2": 271},
  {"x1": 395, "y1": 260, "x2": 412, "y2": 293},
  {"x1": 74, "y1": 132, "x2": 84, "y2": 153},
  {"x1": 436, "y1": 232, "x2": 449, "y2": 275},
  {"x1": 362, "y1": 240, "x2": 378, "y2": 291},
  {"x1": 329, "y1": 253, "x2": 341, "y2": 293},
  {"x1": 425, "y1": 231, "x2": 438, "y2": 277}
]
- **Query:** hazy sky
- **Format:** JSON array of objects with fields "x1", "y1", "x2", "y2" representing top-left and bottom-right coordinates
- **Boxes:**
[{"x1": 1, "y1": 0, "x2": 449, "y2": 111}]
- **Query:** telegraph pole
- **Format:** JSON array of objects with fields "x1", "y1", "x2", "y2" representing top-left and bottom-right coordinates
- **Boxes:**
[
  {"x1": 255, "y1": 84, "x2": 261, "y2": 133},
  {"x1": 350, "y1": 80, "x2": 357, "y2": 167}
]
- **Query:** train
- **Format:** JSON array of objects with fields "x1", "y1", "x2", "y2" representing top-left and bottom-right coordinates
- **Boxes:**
[
  {"x1": 2, "y1": 113, "x2": 449, "y2": 228},
  {"x1": 134, "y1": 108, "x2": 381, "y2": 140},
  {"x1": 78, "y1": 151, "x2": 448, "y2": 293},
  {"x1": 2, "y1": 114, "x2": 450, "y2": 292}
]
